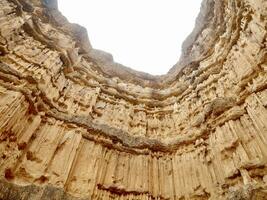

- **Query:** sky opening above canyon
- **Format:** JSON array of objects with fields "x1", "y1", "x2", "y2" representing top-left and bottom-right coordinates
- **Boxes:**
[{"x1": 58, "y1": 0, "x2": 202, "y2": 75}]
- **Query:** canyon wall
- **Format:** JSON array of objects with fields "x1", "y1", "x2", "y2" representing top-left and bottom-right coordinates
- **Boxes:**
[{"x1": 0, "y1": 0, "x2": 267, "y2": 199}]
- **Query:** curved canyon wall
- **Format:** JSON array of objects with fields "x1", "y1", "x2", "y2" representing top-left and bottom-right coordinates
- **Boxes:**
[{"x1": 0, "y1": 0, "x2": 267, "y2": 199}]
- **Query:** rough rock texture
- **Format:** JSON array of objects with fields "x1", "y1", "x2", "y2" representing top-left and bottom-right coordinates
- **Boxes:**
[{"x1": 0, "y1": 0, "x2": 267, "y2": 199}]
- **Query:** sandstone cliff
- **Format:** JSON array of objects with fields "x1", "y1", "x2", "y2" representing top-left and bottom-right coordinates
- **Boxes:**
[{"x1": 0, "y1": 0, "x2": 267, "y2": 199}]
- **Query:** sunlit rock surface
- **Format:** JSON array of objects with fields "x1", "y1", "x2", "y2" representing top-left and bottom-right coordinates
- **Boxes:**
[{"x1": 0, "y1": 0, "x2": 267, "y2": 199}]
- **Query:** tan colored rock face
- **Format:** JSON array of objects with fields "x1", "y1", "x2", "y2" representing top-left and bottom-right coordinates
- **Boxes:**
[{"x1": 0, "y1": 0, "x2": 267, "y2": 199}]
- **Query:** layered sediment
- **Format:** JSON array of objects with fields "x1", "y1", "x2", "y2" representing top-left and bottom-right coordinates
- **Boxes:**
[{"x1": 0, "y1": 0, "x2": 267, "y2": 199}]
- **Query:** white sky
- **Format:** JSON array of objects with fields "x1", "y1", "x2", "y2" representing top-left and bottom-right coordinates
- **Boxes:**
[{"x1": 58, "y1": 0, "x2": 202, "y2": 75}]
